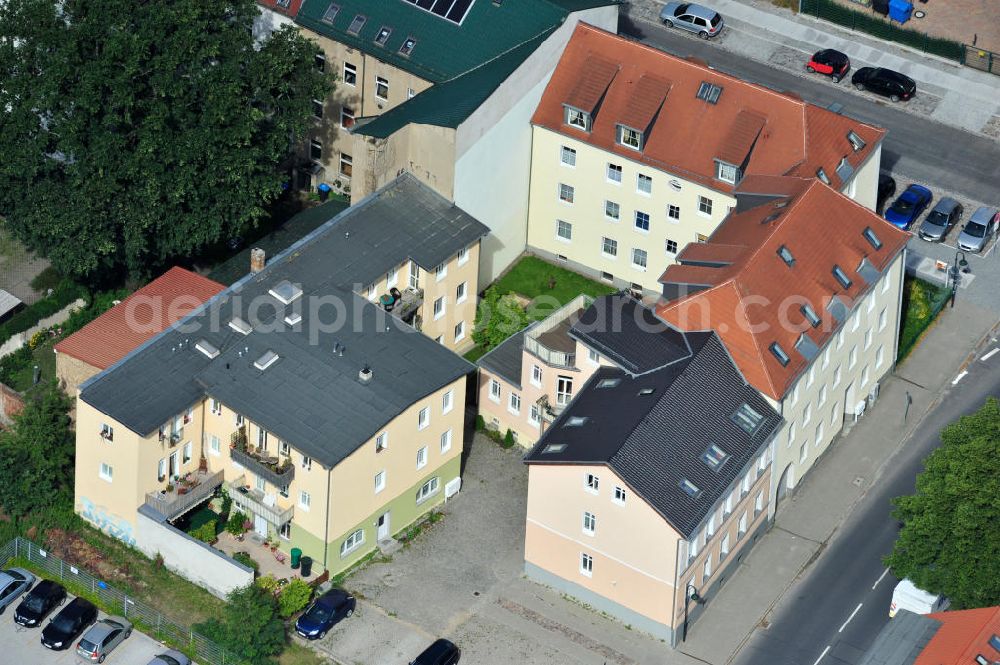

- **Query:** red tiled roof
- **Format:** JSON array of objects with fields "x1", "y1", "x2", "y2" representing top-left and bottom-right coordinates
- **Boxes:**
[
  {"x1": 917, "y1": 606, "x2": 1000, "y2": 665},
  {"x1": 55, "y1": 267, "x2": 224, "y2": 371},
  {"x1": 532, "y1": 24, "x2": 885, "y2": 193},
  {"x1": 257, "y1": 0, "x2": 304, "y2": 18},
  {"x1": 657, "y1": 179, "x2": 909, "y2": 400}
]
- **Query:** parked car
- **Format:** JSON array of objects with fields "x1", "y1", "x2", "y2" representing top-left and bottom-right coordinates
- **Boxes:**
[
  {"x1": 659, "y1": 2, "x2": 724, "y2": 39},
  {"x1": 877, "y1": 173, "x2": 897, "y2": 214},
  {"x1": 957, "y1": 206, "x2": 1000, "y2": 253},
  {"x1": 14, "y1": 579, "x2": 67, "y2": 627},
  {"x1": 41, "y1": 597, "x2": 98, "y2": 650},
  {"x1": 76, "y1": 616, "x2": 132, "y2": 663},
  {"x1": 0, "y1": 567, "x2": 35, "y2": 613},
  {"x1": 918, "y1": 198, "x2": 963, "y2": 242},
  {"x1": 294, "y1": 588, "x2": 356, "y2": 639},
  {"x1": 147, "y1": 651, "x2": 191, "y2": 665},
  {"x1": 806, "y1": 49, "x2": 850, "y2": 82},
  {"x1": 851, "y1": 67, "x2": 916, "y2": 102},
  {"x1": 884, "y1": 184, "x2": 932, "y2": 229},
  {"x1": 410, "y1": 638, "x2": 461, "y2": 665}
]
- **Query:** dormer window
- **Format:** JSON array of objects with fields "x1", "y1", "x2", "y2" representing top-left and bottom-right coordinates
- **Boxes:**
[
  {"x1": 320, "y1": 3, "x2": 340, "y2": 24},
  {"x1": 863, "y1": 226, "x2": 882, "y2": 250},
  {"x1": 564, "y1": 106, "x2": 590, "y2": 132},
  {"x1": 769, "y1": 342, "x2": 790, "y2": 366},
  {"x1": 847, "y1": 130, "x2": 866, "y2": 152},
  {"x1": 347, "y1": 14, "x2": 366, "y2": 35},
  {"x1": 777, "y1": 245, "x2": 795, "y2": 267},
  {"x1": 374, "y1": 26, "x2": 391, "y2": 45},
  {"x1": 832, "y1": 264, "x2": 852, "y2": 290},
  {"x1": 716, "y1": 161, "x2": 740, "y2": 184},
  {"x1": 399, "y1": 37, "x2": 416, "y2": 56},
  {"x1": 617, "y1": 124, "x2": 643, "y2": 151},
  {"x1": 816, "y1": 167, "x2": 831, "y2": 185},
  {"x1": 800, "y1": 304, "x2": 821, "y2": 328}
]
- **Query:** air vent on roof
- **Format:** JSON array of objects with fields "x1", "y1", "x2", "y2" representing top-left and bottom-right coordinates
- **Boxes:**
[
  {"x1": 769, "y1": 342, "x2": 790, "y2": 367},
  {"x1": 701, "y1": 443, "x2": 729, "y2": 471},
  {"x1": 320, "y1": 3, "x2": 340, "y2": 24},
  {"x1": 801, "y1": 304, "x2": 821, "y2": 328},
  {"x1": 774, "y1": 199, "x2": 789, "y2": 209},
  {"x1": 679, "y1": 479, "x2": 701, "y2": 498},
  {"x1": 229, "y1": 316, "x2": 252, "y2": 335},
  {"x1": 638, "y1": 387, "x2": 656, "y2": 396},
  {"x1": 836, "y1": 157, "x2": 854, "y2": 183},
  {"x1": 777, "y1": 245, "x2": 795, "y2": 267},
  {"x1": 399, "y1": 37, "x2": 416, "y2": 56},
  {"x1": 542, "y1": 443, "x2": 567, "y2": 454},
  {"x1": 374, "y1": 26, "x2": 391, "y2": 46},
  {"x1": 254, "y1": 350, "x2": 279, "y2": 371},
  {"x1": 795, "y1": 332, "x2": 819, "y2": 361},
  {"x1": 564, "y1": 416, "x2": 588, "y2": 428},
  {"x1": 832, "y1": 264, "x2": 852, "y2": 290},
  {"x1": 269, "y1": 280, "x2": 302, "y2": 305},
  {"x1": 862, "y1": 226, "x2": 882, "y2": 250},
  {"x1": 284, "y1": 312, "x2": 302, "y2": 326},
  {"x1": 696, "y1": 81, "x2": 723, "y2": 104},
  {"x1": 732, "y1": 403, "x2": 765, "y2": 434},
  {"x1": 195, "y1": 339, "x2": 219, "y2": 359},
  {"x1": 816, "y1": 167, "x2": 831, "y2": 185},
  {"x1": 857, "y1": 257, "x2": 880, "y2": 285},
  {"x1": 847, "y1": 130, "x2": 866, "y2": 152},
  {"x1": 347, "y1": 14, "x2": 366, "y2": 35},
  {"x1": 359, "y1": 364, "x2": 373, "y2": 385},
  {"x1": 597, "y1": 378, "x2": 621, "y2": 389}
]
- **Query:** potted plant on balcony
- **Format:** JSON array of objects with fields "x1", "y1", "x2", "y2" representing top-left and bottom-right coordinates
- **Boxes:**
[{"x1": 166, "y1": 483, "x2": 175, "y2": 493}]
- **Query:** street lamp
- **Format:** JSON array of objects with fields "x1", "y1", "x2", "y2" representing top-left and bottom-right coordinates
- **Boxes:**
[
  {"x1": 949, "y1": 250, "x2": 968, "y2": 308},
  {"x1": 683, "y1": 583, "x2": 705, "y2": 642}
]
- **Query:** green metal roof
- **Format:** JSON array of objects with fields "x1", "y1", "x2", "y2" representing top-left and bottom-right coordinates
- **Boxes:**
[
  {"x1": 353, "y1": 30, "x2": 553, "y2": 139},
  {"x1": 296, "y1": 0, "x2": 615, "y2": 84}
]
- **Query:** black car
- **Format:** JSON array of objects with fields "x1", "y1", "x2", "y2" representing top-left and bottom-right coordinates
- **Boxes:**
[
  {"x1": 851, "y1": 67, "x2": 915, "y2": 102},
  {"x1": 806, "y1": 49, "x2": 850, "y2": 82},
  {"x1": 294, "y1": 588, "x2": 356, "y2": 639},
  {"x1": 41, "y1": 597, "x2": 98, "y2": 650},
  {"x1": 410, "y1": 638, "x2": 461, "y2": 665},
  {"x1": 14, "y1": 579, "x2": 67, "y2": 628},
  {"x1": 877, "y1": 173, "x2": 897, "y2": 213}
]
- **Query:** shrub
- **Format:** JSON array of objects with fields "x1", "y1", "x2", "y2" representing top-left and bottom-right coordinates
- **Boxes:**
[
  {"x1": 226, "y1": 510, "x2": 248, "y2": 536},
  {"x1": 190, "y1": 519, "x2": 217, "y2": 543},
  {"x1": 256, "y1": 574, "x2": 281, "y2": 595},
  {"x1": 233, "y1": 551, "x2": 258, "y2": 571},
  {"x1": 472, "y1": 287, "x2": 530, "y2": 349},
  {"x1": 475, "y1": 415, "x2": 485, "y2": 431},
  {"x1": 195, "y1": 584, "x2": 285, "y2": 663},
  {"x1": 503, "y1": 429, "x2": 516, "y2": 449},
  {"x1": 278, "y1": 578, "x2": 313, "y2": 618}
]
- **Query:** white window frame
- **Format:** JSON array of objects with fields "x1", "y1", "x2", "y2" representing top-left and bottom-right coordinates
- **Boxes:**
[
  {"x1": 556, "y1": 376, "x2": 573, "y2": 406},
  {"x1": 343, "y1": 62, "x2": 357, "y2": 86},
  {"x1": 374, "y1": 470, "x2": 386, "y2": 494},
  {"x1": 631, "y1": 247, "x2": 648, "y2": 271},
  {"x1": 386, "y1": 266, "x2": 398, "y2": 288},
  {"x1": 433, "y1": 296, "x2": 446, "y2": 320},
  {"x1": 456, "y1": 281, "x2": 467, "y2": 304},
  {"x1": 716, "y1": 161, "x2": 738, "y2": 184},
  {"x1": 582, "y1": 511, "x2": 596, "y2": 536},
  {"x1": 637, "y1": 173, "x2": 652, "y2": 195},
  {"x1": 416, "y1": 446, "x2": 427, "y2": 470},
  {"x1": 457, "y1": 246, "x2": 469, "y2": 266},
  {"x1": 601, "y1": 236, "x2": 618, "y2": 258},
  {"x1": 580, "y1": 552, "x2": 594, "y2": 577},
  {"x1": 299, "y1": 490, "x2": 311, "y2": 510},
  {"x1": 556, "y1": 219, "x2": 572, "y2": 242},
  {"x1": 584, "y1": 473, "x2": 599, "y2": 494},
  {"x1": 440, "y1": 429, "x2": 452, "y2": 454},
  {"x1": 606, "y1": 163, "x2": 622, "y2": 184},
  {"x1": 531, "y1": 365, "x2": 542, "y2": 387},
  {"x1": 435, "y1": 261, "x2": 447, "y2": 282},
  {"x1": 375, "y1": 75, "x2": 389, "y2": 101},
  {"x1": 558, "y1": 183, "x2": 574, "y2": 204},
  {"x1": 340, "y1": 529, "x2": 364, "y2": 556},
  {"x1": 418, "y1": 406, "x2": 430, "y2": 430},
  {"x1": 376, "y1": 431, "x2": 389, "y2": 453},
  {"x1": 208, "y1": 435, "x2": 221, "y2": 456},
  {"x1": 99, "y1": 463, "x2": 113, "y2": 482},
  {"x1": 529, "y1": 404, "x2": 541, "y2": 427},
  {"x1": 489, "y1": 379, "x2": 501, "y2": 402},
  {"x1": 560, "y1": 145, "x2": 577, "y2": 167},
  {"x1": 416, "y1": 477, "x2": 439, "y2": 503},
  {"x1": 698, "y1": 196, "x2": 713, "y2": 217},
  {"x1": 454, "y1": 321, "x2": 465, "y2": 343},
  {"x1": 605, "y1": 200, "x2": 620, "y2": 222},
  {"x1": 613, "y1": 486, "x2": 626, "y2": 505},
  {"x1": 442, "y1": 390, "x2": 454, "y2": 414},
  {"x1": 508, "y1": 392, "x2": 521, "y2": 415}
]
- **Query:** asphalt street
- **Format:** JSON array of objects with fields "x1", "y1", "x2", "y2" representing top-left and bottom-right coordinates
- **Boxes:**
[
  {"x1": 734, "y1": 341, "x2": 1000, "y2": 665},
  {"x1": 624, "y1": 22, "x2": 1000, "y2": 205}
]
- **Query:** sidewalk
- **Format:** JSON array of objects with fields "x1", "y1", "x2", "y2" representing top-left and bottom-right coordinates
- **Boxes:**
[
  {"x1": 625, "y1": 0, "x2": 1000, "y2": 139},
  {"x1": 676, "y1": 298, "x2": 999, "y2": 664}
]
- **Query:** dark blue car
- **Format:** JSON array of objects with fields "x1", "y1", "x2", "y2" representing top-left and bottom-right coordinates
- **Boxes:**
[
  {"x1": 884, "y1": 184, "x2": 932, "y2": 230},
  {"x1": 294, "y1": 589, "x2": 355, "y2": 640}
]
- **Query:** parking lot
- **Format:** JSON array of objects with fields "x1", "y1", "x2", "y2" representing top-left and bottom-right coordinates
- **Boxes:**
[
  {"x1": 303, "y1": 433, "x2": 668, "y2": 665},
  {"x1": 0, "y1": 588, "x2": 171, "y2": 665}
]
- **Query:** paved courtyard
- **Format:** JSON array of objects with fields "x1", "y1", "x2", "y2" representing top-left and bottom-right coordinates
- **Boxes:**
[
  {"x1": 304, "y1": 433, "x2": 678, "y2": 665},
  {"x1": 827, "y1": 0, "x2": 1000, "y2": 52}
]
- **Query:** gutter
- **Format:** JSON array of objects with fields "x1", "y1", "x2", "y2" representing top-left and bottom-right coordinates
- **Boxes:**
[{"x1": 323, "y1": 465, "x2": 332, "y2": 570}]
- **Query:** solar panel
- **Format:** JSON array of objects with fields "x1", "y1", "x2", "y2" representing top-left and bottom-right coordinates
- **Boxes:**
[{"x1": 400, "y1": 0, "x2": 475, "y2": 25}]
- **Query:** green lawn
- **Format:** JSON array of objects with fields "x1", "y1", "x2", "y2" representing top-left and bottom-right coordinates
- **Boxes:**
[
  {"x1": 489, "y1": 256, "x2": 615, "y2": 320},
  {"x1": 898, "y1": 276, "x2": 950, "y2": 361},
  {"x1": 5, "y1": 337, "x2": 58, "y2": 392},
  {"x1": 463, "y1": 345, "x2": 488, "y2": 363}
]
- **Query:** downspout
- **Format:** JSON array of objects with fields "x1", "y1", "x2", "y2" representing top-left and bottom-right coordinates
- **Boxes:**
[
  {"x1": 670, "y1": 537, "x2": 682, "y2": 647},
  {"x1": 323, "y1": 465, "x2": 332, "y2": 570},
  {"x1": 891, "y1": 250, "x2": 905, "y2": 372}
]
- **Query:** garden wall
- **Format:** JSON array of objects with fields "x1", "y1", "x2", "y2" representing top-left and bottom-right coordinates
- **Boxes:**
[{"x1": 0, "y1": 298, "x2": 86, "y2": 359}]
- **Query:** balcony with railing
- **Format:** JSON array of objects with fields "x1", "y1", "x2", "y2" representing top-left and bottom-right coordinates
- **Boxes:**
[
  {"x1": 523, "y1": 294, "x2": 593, "y2": 369},
  {"x1": 379, "y1": 287, "x2": 424, "y2": 326},
  {"x1": 226, "y1": 476, "x2": 294, "y2": 526},
  {"x1": 144, "y1": 469, "x2": 225, "y2": 521},
  {"x1": 230, "y1": 427, "x2": 295, "y2": 487}
]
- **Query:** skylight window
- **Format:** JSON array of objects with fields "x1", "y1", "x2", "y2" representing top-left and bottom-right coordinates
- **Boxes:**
[
  {"x1": 777, "y1": 245, "x2": 795, "y2": 267},
  {"x1": 638, "y1": 387, "x2": 656, "y2": 396},
  {"x1": 732, "y1": 403, "x2": 765, "y2": 434},
  {"x1": 347, "y1": 14, "x2": 366, "y2": 35},
  {"x1": 228, "y1": 316, "x2": 252, "y2": 335},
  {"x1": 284, "y1": 312, "x2": 302, "y2": 326},
  {"x1": 769, "y1": 342, "x2": 790, "y2": 367},
  {"x1": 801, "y1": 304, "x2": 821, "y2": 328},
  {"x1": 399, "y1": 37, "x2": 416, "y2": 56},
  {"x1": 832, "y1": 264, "x2": 853, "y2": 290},
  {"x1": 195, "y1": 339, "x2": 219, "y2": 359},
  {"x1": 374, "y1": 26, "x2": 391, "y2": 46},
  {"x1": 400, "y1": 0, "x2": 476, "y2": 25},
  {"x1": 269, "y1": 280, "x2": 302, "y2": 305},
  {"x1": 542, "y1": 443, "x2": 567, "y2": 454},
  {"x1": 597, "y1": 378, "x2": 621, "y2": 389},
  {"x1": 701, "y1": 443, "x2": 729, "y2": 471},
  {"x1": 862, "y1": 226, "x2": 882, "y2": 250},
  {"x1": 254, "y1": 350, "x2": 279, "y2": 371},
  {"x1": 816, "y1": 167, "x2": 831, "y2": 185},
  {"x1": 847, "y1": 130, "x2": 866, "y2": 152},
  {"x1": 679, "y1": 479, "x2": 701, "y2": 498},
  {"x1": 564, "y1": 416, "x2": 589, "y2": 428},
  {"x1": 320, "y1": 2, "x2": 340, "y2": 24},
  {"x1": 696, "y1": 81, "x2": 723, "y2": 104}
]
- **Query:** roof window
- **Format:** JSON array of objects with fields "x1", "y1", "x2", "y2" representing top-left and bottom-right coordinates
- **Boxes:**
[
  {"x1": 801, "y1": 304, "x2": 821, "y2": 328},
  {"x1": 320, "y1": 2, "x2": 340, "y2": 24},
  {"x1": 563, "y1": 105, "x2": 591, "y2": 132},
  {"x1": 638, "y1": 387, "x2": 656, "y2": 396},
  {"x1": 597, "y1": 378, "x2": 621, "y2": 389},
  {"x1": 269, "y1": 280, "x2": 302, "y2": 304},
  {"x1": 847, "y1": 130, "x2": 866, "y2": 152},
  {"x1": 832, "y1": 264, "x2": 852, "y2": 290},
  {"x1": 195, "y1": 339, "x2": 219, "y2": 359},
  {"x1": 374, "y1": 26, "x2": 391, "y2": 45},
  {"x1": 564, "y1": 416, "x2": 589, "y2": 428},
  {"x1": 542, "y1": 443, "x2": 567, "y2": 454},
  {"x1": 777, "y1": 245, "x2": 795, "y2": 267},
  {"x1": 254, "y1": 350, "x2": 279, "y2": 371},
  {"x1": 616, "y1": 124, "x2": 643, "y2": 151},
  {"x1": 989, "y1": 634, "x2": 1000, "y2": 651},
  {"x1": 863, "y1": 226, "x2": 882, "y2": 250},
  {"x1": 679, "y1": 479, "x2": 701, "y2": 498},
  {"x1": 816, "y1": 167, "x2": 831, "y2": 185},
  {"x1": 696, "y1": 81, "x2": 723, "y2": 104},
  {"x1": 732, "y1": 403, "x2": 765, "y2": 434},
  {"x1": 769, "y1": 342, "x2": 790, "y2": 367},
  {"x1": 228, "y1": 316, "x2": 252, "y2": 335},
  {"x1": 347, "y1": 14, "x2": 366, "y2": 35},
  {"x1": 399, "y1": 37, "x2": 416, "y2": 56},
  {"x1": 701, "y1": 443, "x2": 729, "y2": 471},
  {"x1": 284, "y1": 312, "x2": 302, "y2": 326}
]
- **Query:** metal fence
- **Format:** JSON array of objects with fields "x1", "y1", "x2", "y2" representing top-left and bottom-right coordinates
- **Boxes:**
[
  {"x1": 0, "y1": 537, "x2": 248, "y2": 665},
  {"x1": 962, "y1": 45, "x2": 999, "y2": 75},
  {"x1": 799, "y1": 0, "x2": 964, "y2": 62}
]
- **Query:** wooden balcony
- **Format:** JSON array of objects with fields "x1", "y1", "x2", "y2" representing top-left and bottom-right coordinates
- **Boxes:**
[{"x1": 144, "y1": 469, "x2": 224, "y2": 521}]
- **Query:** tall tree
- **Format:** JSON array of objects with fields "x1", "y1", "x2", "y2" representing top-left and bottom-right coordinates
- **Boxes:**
[
  {"x1": 196, "y1": 583, "x2": 286, "y2": 663},
  {"x1": 0, "y1": 0, "x2": 331, "y2": 282},
  {"x1": 884, "y1": 398, "x2": 1000, "y2": 609}
]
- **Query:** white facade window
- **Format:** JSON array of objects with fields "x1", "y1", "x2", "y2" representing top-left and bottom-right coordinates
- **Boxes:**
[
  {"x1": 489, "y1": 379, "x2": 501, "y2": 402},
  {"x1": 376, "y1": 431, "x2": 388, "y2": 453},
  {"x1": 601, "y1": 236, "x2": 618, "y2": 257},
  {"x1": 409, "y1": 261, "x2": 420, "y2": 289},
  {"x1": 374, "y1": 470, "x2": 386, "y2": 494},
  {"x1": 255, "y1": 475, "x2": 266, "y2": 492},
  {"x1": 631, "y1": 248, "x2": 648, "y2": 270},
  {"x1": 416, "y1": 477, "x2": 439, "y2": 503},
  {"x1": 580, "y1": 552, "x2": 594, "y2": 576},
  {"x1": 588, "y1": 349, "x2": 600, "y2": 365},
  {"x1": 375, "y1": 76, "x2": 389, "y2": 100},
  {"x1": 386, "y1": 266, "x2": 398, "y2": 288},
  {"x1": 509, "y1": 392, "x2": 521, "y2": 415},
  {"x1": 582, "y1": 511, "x2": 596, "y2": 535},
  {"x1": 530, "y1": 364, "x2": 542, "y2": 387},
  {"x1": 182, "y1": 441, "x2": 192, "y2": 464},
  {"x1": 209, "y1": 435, "x2": 220, "y2": 456},
  {"x1": 99, "y1": 463, "x2": 113, "y2": 482},
  {"x1": 435, "y1": 262, "x2": 447, "y2": 281},
  {"x1": 442, "y1": 390, "x2": 454, "y2": 414},
  {"x1": 565, "y1": 107, "x2": 590, "y2": 130},
  {"x1": 279, "y1": 440, "x2": 290, "y2": 456},
  {"x1": 440, "y1": 429, "x2": 452, "y2": 454},
  {"x1": 454, "y1": 321, "x2": 465, "y2": 342},
  {"x1": 457, "y1": 246, "x2": 469, "y2": 265},
  {"x1": 706, "y1": 513, "x2": 716, "y2": 537},
  {"x1": 341, "y1": 529, "x2": 364, "y2": 556},
  {"x1": 418, "y1": 407, "x2": 430, "y2": 430},
  {"x1": 299, "y1": 490, "x2": 311, "y2": 510},
  {"x1": 343, "y1": 62, "x2": 357, "y2": 86},
  {"x1": 301, "y1": 455, "x2": 312, "y2": 470},
  {"x1": 456, "y1": 281, "x2": 467, "y2": 303},
  {"x1": 741, "y1": 472, "x2": 751, "y2": 496},
  {"x1": 837, "y1": 329, "x2": 845, "y2": 349},
  {"x1": 790, "y1": 383, "x2": 800, "y2": 406},
  {"x1": 618, "y1": 125, "x2": 642, "y2": 150},
  {"x1": 556, "y1": 376, "x2": 573, "y2": 406},
  {"x1": 560, "y1": 145, "x2": 577, "y2": 166},
  {"x1": 637, "y1": 173, "x2": 652, "y2": 194},
  {"x1": 755, "y1": 491, "x2": 764, "y2": 515},
  {"x1": 585, "y1": 473, "x2": 599, "y2": 493},
  {"x1": 279, "y1": 522, "x2": 291, "y2": 540},
  {"x1": 210, "y1": 398, "x2": 222, "y2": 415},
  {"x1": 703, "y1": 555, "x2": 712, "y2": 582},
  {"x1": 433, "y1": 296, "x2": 445, "y2": 319},
  {"x1": 666, "y1": 239, "x2": 678, "y2": 254},
  {"x1": 556, "y1": 219, "x2": 572, "y2": 241},
  {"x1": 558, "y1": 183, "x2": 574, "y2": 204},
  {"x1": 605, "y1": 200, "x2": 620, "y2": 221},
  {"x1": 698, "y1": 196, "x2": 713, "y2": 216},
  {"x1": 832, "y1": 402, "x2": 841, "y2": 425},
  {"x1": 720, "y1": 533, "x2": 731, "y2": 558},
  {"x1": 688, "y1": 534, "x2": 700, "y2": 559},
  {"x1": 235, "y1": 413, "x2": 245, "y2": 427},
  {"x1": 716, "y1": 161, "x2": 738, "y2": 184},
  {"x1": 100, "y1": 423, "x2": 114, "y2": 442},
  {"x1": 851, "y1": 312, "x2": 860, "y2": 332},
  {"x1": 738, "y1": 511, "x2": 748, "y2": 537},
  {"x1": 529, "y1": 405, "x2": 541, "y2": 427},
  {"x1": 606, "y1": 163, "x2": 622, "y2": 183},
  {"x1": 613, "y1": 486, "x2": 626, "y2": 505},
  {"x1": 416, "y1": 446, "x2": 427, "y2": 470},
  {"x1": 340, "y1": 105, "x2": 355, "y2": 129}
]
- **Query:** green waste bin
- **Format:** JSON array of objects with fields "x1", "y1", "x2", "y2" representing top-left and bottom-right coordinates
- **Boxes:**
[{"x1": 290, "y1": 548, "x2": 302, "y2": 569}]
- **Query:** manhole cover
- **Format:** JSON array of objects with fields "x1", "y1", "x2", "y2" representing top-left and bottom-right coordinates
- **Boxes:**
[
  {"x1": 914, "y1": 10, "x2": 926, "y2": 18},
  {"x1": 852, "y1": 476, "x2": 864, "y2": 486}
]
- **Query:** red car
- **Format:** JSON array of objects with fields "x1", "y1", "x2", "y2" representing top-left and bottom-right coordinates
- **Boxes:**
[{"x1": 806, "y1": 49, "x2": 850, "y2": 83}]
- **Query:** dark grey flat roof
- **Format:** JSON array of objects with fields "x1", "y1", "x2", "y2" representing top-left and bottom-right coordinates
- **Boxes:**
[
  {"x1": 858, "y1": 610, "x2": 941, "y2": 665},
  {"x1": 81, "y1": 174, "x2": 486, "y2": 468},
  {"x1": 526, "y1": 308, "x2": 782, "y2": 538},
  {"x1": 476, "y1": 322, "x2": 535, "y2": 389}
]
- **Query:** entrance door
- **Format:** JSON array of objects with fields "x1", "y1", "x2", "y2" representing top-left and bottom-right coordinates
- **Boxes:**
[
  {"x1": 168, "y1": 452, "x2": 179, "y2": 480},
  {"x1": 254, "y1": 515, "x2": 268, "y2": 538},
  {"x1": 844, "y1": 382, "x2": 857, "y2": 421},
  {"x1": 377, "y1": 511, "x2": 390, "y2": 541}
]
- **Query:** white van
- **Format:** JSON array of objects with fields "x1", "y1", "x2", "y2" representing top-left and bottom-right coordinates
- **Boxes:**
[{"x1": 889, "y1": 578, "x2": 949, "y2": 617}]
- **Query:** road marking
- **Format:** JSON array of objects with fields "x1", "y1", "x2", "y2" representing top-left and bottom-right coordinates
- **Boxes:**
[
  {"x1": 952, "y1": 371, "x2": 968, "y2": 385},
  {"x1": 872, "y1": 568, "x2": 891, "y2": 590},
  {"x1": 982, "y1": 348, "x2": 999, "y2": 362},
  {"x1": 812, "y1": 645, "x2": 831, "y2": 665},
  {"x1": 839, "y1": 603, "x2": 863, "y2": 633}
]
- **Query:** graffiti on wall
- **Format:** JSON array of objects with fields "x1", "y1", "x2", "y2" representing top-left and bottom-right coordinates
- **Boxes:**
[{"x1": 78, "y1": 497, "x2": 135, "y2": 546}]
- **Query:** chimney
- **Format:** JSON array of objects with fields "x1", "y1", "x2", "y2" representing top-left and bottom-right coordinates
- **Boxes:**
[
  {"x1": 359, "y1": 364, "x2": 373, "y2": 385},
  {"x1": 250, "y1": 247, "x2": 266, "y2": 273}
]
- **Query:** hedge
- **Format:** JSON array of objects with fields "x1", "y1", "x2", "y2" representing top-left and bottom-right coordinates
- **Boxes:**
[{"x1": 0, "y1": 279, "x2": 88, "y2": 346}]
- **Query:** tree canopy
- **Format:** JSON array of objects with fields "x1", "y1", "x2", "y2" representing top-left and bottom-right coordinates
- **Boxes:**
[
  {"x1": 472, "y1": 287, "x2": 531, "y2": 349},
  {"x1": 0, "y1": 0, "x2": 331, "y2": 283},
  {"x1": 196, "y1": 583, "x2": 286, "y2": 663},
  {"x1": 884, "y1": 397, "x2": 1000, "y2": 609}
]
